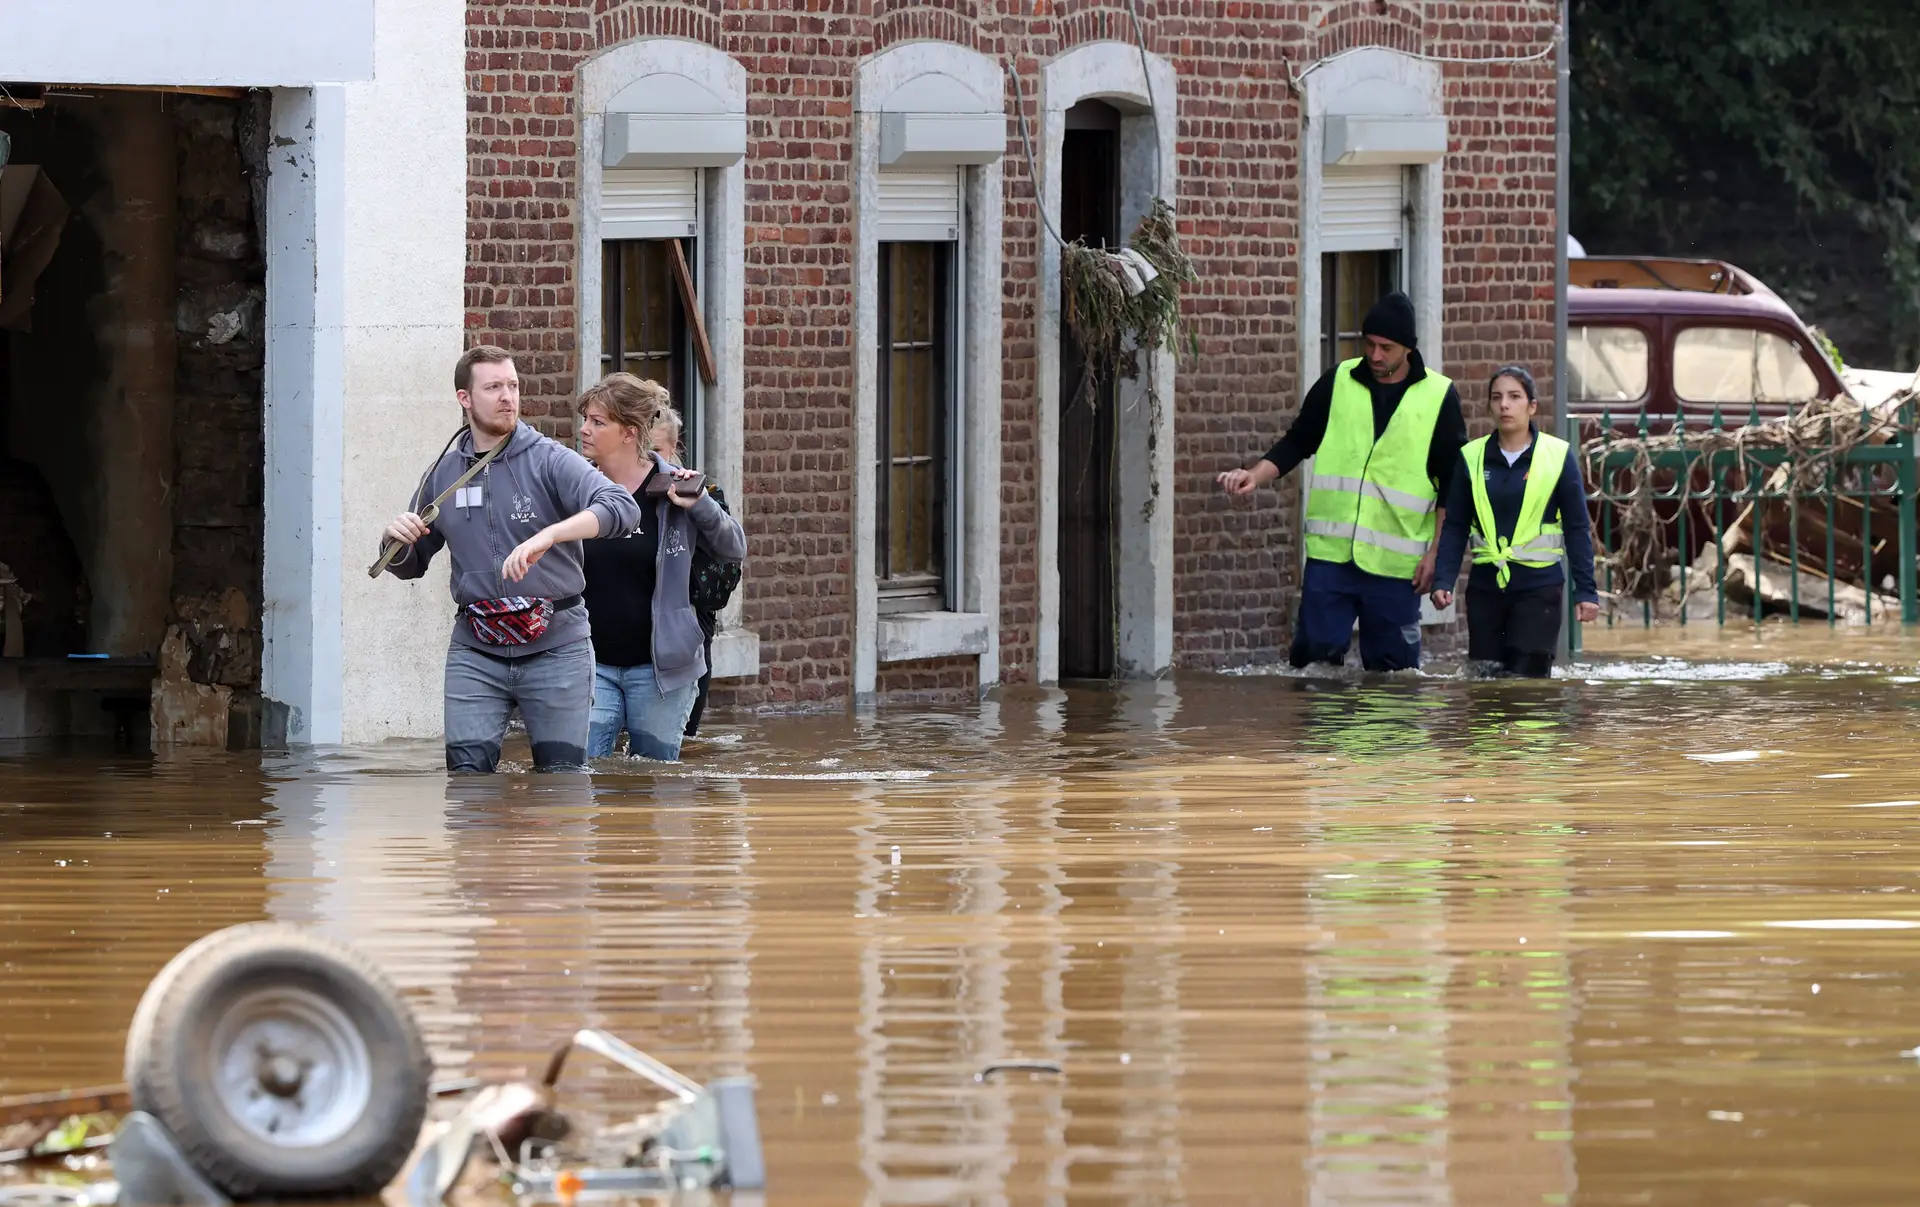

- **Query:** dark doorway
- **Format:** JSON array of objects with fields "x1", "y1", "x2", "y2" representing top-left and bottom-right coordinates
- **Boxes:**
[
  {"x1": 0, "y1": 91, "x2": 266, "y2": 747},
  {"x1": 1058, "y1": 101, "x2": 1120, "y2": 681}
]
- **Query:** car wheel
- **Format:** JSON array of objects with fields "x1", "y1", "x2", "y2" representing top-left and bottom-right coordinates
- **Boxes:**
[{"x1": 124, "y1": 923, "x2": 431, "y2": 1198}]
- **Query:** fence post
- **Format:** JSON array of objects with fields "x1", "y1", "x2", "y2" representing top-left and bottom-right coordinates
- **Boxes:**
[
  {"x1": 1901, "y1": 397, "x2": 1918, "y2": 625},
  {"x1": 1713, "y1": 407, "x2": 1727, "y2": 624}
]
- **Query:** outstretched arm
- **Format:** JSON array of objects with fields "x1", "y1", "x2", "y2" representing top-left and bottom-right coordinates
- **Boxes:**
[
  {"x1": 503, "y1": 509, "x2": 604, "y2": 583},
  {"x1": 1220, "y1": 371, "x2": 1336, "y2": 494}
]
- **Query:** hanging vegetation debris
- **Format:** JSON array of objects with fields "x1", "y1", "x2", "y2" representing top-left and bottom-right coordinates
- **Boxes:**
[{"x1": 1060, "y1": 197, "x2": 1195, "y2": 413}]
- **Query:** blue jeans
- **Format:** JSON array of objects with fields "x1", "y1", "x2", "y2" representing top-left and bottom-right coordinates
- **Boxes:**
[
  {"x1": 1289, "y1": 558, "x2": 1422, "y2": 672},
  {"x1": 444, "y1": 638, "x2": 594, "y2": 772},
  {"x1": 590, "y1": 663, "x2": 698, "y2": 761}
]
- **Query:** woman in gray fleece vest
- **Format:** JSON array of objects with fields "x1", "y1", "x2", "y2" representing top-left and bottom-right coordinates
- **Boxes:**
[{"x1": 576, "y1": 374, "x2": 746, "y2": 760}]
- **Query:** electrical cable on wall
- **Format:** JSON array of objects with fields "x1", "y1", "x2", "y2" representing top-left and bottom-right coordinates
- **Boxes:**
[
  {"x1": 1123, "y1": 0, "x2": 1161, "y2": 197},
  {"x1": 1288, "y1": 30, "x2": 1564, "y2": 92},
  {"x1": 1005, "y1": 61, "x2": 1163, "y2": 299},
  {"x1": 1003, "y1": 0, "x2": 1167, "y2": 265}
]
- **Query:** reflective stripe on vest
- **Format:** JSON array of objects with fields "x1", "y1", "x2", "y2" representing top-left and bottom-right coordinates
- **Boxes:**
[
  {"x1": 1303, "y1": 359, "x2": 1451, "y2": 579},
  {"x1": 1463, "y1": 431, "x2": 1570, "y2": 589}
]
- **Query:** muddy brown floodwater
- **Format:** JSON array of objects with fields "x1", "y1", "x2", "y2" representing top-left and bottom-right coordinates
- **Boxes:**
[{"x1": 7, "y1": 636, "x2": 1920, "y2": 1204}]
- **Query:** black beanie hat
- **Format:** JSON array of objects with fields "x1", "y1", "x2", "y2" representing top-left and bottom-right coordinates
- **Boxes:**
[{"x1": 1360, "y1": 291, "x2": 1418, "y2": 350}]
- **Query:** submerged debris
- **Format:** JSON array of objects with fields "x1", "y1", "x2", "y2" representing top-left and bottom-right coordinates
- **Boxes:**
[
  {"x1": 974, "y1": 1060, "x2": 1064, "y2": 1082},
  {"x1": 392, "y1": 1029, "x2": 762, "y2": 1205},
  {"x1": 1, "y1": 928, "x2": 765, "y2": 1207}
]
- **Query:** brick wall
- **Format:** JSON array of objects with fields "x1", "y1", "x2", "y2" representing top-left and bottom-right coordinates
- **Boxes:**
[
  {"x1": 1432, "y1": 1, "x2": 1561, "y2": 433},
  {"x1": 875, "y1": 655, "x2": 980, "y2": 706},
  {"x1": 462, "y1": 0, "x2": 1562, "y2": 701}
]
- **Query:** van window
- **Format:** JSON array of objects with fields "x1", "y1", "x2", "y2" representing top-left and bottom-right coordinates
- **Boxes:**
[
  {"x1": 1674, "y1": 327, "x2": 1822, "y2": 405},
  {"x1": 1568, "y1": 326, "x2": 1649, "y2": 403}
]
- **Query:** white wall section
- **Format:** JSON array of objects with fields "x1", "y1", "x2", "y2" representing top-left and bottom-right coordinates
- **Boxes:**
[
  {"x1": 263, "y1": 0, "x2": 468, "y2": 745},
  {"x1": 262, "y1": 85, "x2": 345, "y2": 746},
  {"x1": 0, "y1": 0, "x2": 376, "y2": 87}
]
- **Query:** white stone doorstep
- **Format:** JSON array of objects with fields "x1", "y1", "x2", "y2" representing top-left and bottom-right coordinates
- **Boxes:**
[
  {"x1": 877, "y1": 611, "x2": 990, "y2": 664},
  {"x1": 709, "y1": 628, "x2": 762, "y2": 680}
]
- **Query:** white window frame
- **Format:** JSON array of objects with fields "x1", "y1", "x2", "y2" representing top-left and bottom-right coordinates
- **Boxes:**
[
  {"x1": 875, "y1": 199, "x2": 966, "y2": 614},
  {"x1": 578, "y1": 39, "x2": 757, "y2": 679},
  {"x1": 852, "y1": 43, "x2": 1006, "y2": 700},
  {"x1": 598, "y1": 170, "x2": 706, "y2": 464}
]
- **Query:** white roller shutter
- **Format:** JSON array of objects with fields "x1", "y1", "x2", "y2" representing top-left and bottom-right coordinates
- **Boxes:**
[
  {"x1": 876, "y1": 168, "x2": 959, "y2": 242},
  {"x1": 601, "y1": 168, "x2": 698, "y2": 240},
  {"x1": 1321, "y1": 165, "x2": 1404, "y2": 252}
]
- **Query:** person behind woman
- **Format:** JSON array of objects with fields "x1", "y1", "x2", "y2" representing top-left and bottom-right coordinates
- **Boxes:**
[
  {"x1": 1430, "y1": 366, "x2": 1600, "y2": 678},
  {"x1": 647, "y1": 408, "x2": 741, "y2": 739},
  {"x1": 577, "y1": 374, "x2": 746, "y2": 759}
]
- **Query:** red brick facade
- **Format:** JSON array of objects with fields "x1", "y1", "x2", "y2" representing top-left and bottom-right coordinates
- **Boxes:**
[{"x1": 464, "y1": 0, "x2": 1561, "y2": 705}]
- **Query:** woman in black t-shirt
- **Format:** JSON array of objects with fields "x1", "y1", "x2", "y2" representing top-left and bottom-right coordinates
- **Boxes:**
[{"x1": 577, "y1": 374, "x2": 745, "y2": 760}]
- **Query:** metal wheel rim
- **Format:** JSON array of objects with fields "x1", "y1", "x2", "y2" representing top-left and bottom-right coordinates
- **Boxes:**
[{"x1": 206, "y1": 985, "x2": 373, "y2": 1148}]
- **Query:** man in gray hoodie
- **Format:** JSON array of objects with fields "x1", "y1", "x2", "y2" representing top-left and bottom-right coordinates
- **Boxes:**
[{"x1": 380, "y1": 345, "x2": 640, "y2": 772}]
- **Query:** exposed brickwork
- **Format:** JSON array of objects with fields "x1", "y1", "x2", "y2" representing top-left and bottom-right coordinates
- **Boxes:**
[
  {"x1": 874, "y1": 655, "x2": 979, "y2": 706},
  {"x1": 1157, "y1": 3, "x2": 1307, "y2": 669},
  {"x1": 1432, "y1": 2, "x2": 1560, "y2": 434},
  {"x1": 463, "y1": 0, "x2": 1560, "y2": 700},
  {"x1": 596, "y1": 0, "x2": 725, "y2": 48},
  {"x1": 1314, "y1": 1, "x2": 1424, "y2": 55},
  {"x1": 466, "y1": 0, "x2": 592, "y2": 433},
  {"x1": 873, "y1": 2, "x2": 989, "y2": 54}
]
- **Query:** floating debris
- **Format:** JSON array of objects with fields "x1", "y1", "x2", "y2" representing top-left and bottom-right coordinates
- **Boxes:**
[{"x1": 974, "y1": 1060, "x2": 1064, "y2": 1083}]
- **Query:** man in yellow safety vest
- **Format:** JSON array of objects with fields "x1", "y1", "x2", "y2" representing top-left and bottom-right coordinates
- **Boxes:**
[{"x1": 1218, "y1": 292, "x2": 1466, "y2": 670}]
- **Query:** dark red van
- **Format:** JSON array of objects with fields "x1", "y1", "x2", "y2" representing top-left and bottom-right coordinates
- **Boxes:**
[{"x1": 1567, "y1": 256, "x2": 1849, "y2": 433}]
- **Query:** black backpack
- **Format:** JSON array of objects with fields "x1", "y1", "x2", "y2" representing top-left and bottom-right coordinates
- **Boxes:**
[{"x1": 689, "y1": 485, "x2": 743, "y2": 622}]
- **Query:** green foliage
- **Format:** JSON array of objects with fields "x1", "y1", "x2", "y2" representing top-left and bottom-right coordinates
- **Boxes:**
[
  {"x1": 1808, "y1": 325, "x2": 1847, "y2": 373},
  {"x1": 1573, "y1": 0, "x2": 1920, "y2": 361}
]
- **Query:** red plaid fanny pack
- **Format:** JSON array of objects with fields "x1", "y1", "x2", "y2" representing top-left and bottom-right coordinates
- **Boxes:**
[{"x1": 463, "y1": 596, "x2": 555, "y2": 646}]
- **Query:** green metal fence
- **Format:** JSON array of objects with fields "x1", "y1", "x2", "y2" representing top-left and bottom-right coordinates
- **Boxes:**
[{"x1": 1573, "y1": 399, "x2": 1918, "y2": 653}]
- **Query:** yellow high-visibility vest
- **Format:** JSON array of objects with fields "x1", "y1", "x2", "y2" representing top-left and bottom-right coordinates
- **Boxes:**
[
  {"x1": 1463, "y1": 432, "x2": 1570, "y2": 588},
  {"x1": 1303, "y1": 360, "x2": 1450, "y2": 579}
]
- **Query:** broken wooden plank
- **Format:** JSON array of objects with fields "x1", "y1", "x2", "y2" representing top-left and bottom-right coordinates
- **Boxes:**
[
  {"x1": 0, "y1": 1085, "x2": 130, "y2": 1130},
  {"x1": 1695, "y1": 546, "x2": 1893, "y2": 623},
  {"x1": 668, "y1": 238, "x2": 718, "y2": 388}
]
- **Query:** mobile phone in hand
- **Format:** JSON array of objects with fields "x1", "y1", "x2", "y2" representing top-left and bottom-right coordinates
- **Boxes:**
[{"x1": 645, "y1": 469, "x2": 706, "y2": 497}]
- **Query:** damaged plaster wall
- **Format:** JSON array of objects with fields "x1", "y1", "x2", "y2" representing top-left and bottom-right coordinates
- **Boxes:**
[
  {"x1": 3, "y1": 91, "x2": 177, "y2": 658},
  {"x1": 154, "y1": 96, "x2": 268, "y2": 749}
]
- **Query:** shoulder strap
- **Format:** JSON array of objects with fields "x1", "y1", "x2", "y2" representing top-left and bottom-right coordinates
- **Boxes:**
[
  {"x1": 428, "y1": 439, "x2": 504, "y2": 514},
  {"x1": 367, "y1": 433, "x2": 507, "y2": 579}
]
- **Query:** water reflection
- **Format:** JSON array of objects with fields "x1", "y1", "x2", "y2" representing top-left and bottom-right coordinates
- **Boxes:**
[{"x1": 6, "y1": 659, "x2": 1920, "y2": 1203}]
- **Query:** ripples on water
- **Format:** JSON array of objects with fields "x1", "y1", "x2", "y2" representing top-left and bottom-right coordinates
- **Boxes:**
[{"x1": 5, "y1": 635, "x2": 1920, "y2": 1204}]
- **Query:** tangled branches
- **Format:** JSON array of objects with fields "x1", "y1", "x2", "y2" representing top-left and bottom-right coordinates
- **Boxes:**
[
  {"x1": 1060, "y1": 198, "x2": 1196, "y2": 414},
  {"x1": 1581, "y1": 395, "x2": 1911, "y2": 602}
]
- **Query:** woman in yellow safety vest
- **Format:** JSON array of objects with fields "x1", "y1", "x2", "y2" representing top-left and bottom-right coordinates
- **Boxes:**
[{"x1": 1429, "y1": 366, "x2": 1600, "y2": 677}]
